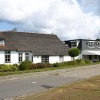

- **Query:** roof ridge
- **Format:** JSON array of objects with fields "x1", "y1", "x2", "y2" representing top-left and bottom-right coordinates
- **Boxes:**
[{"x1": 1, "y1": 31, "x2": 56, "y2": 36}]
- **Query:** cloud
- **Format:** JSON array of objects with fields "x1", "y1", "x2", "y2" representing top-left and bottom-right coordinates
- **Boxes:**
[
  {"x1": 0, "y1": 0, "x2": 100, "y2": 40},
  {"x1": 81, "y1": 0, "x2": 100, "y2": 16}
]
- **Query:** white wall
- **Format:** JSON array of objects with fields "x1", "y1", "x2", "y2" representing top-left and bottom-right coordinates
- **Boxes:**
[
  {"x1": 64, "y1": 56, "x2": 72, "y2": 62},
  {"x1": 33, "y1": 56, "x2": 72, "y2": 64},
  {"x1": 11, "y1": 51, "x2": 18, "y2": 64},
  {"x1": 0, "y1": 51, "x2": 5, "y2": 64},
  {"x1": 0, "y1": 51, "x2": 74, "y2": 64},
  {"x1": 49, "y1": 56, "x2": 59, "y2": 63},
  {"x1": 33, "y1": 56, "x2": 41, "y2": 63},
  {"x1": 0, "y1": 51, "x2": 33, "y2": 64}
]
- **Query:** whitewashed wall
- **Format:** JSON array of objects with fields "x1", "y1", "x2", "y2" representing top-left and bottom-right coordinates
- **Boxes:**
[
  {"x1": 64, "y1": 56, "x2": 72, "y2": 62},
  {"x1": 33, "y1": 56, "x2": 41, "y2": 63},
  {"x1": 0, "y1": 51, "x2": 75, "y2": 64},
  {"x1": 11, "y1": 51, "x2": 18, "y2": 64},
  {"x1": 49, "y1": 56, "x2": 59, "y2": 63},
  {"x1": 0, "y1": 51, "x2": 5, "y2": 64}
]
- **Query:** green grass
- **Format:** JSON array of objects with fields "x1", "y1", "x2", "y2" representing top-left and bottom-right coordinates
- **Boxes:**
[
  {"x1": 14, "y1": 75, "x2": 100, "y2": 100},
  {"x1": 0, "y1": 61, "x2": 100, "y2": 76}
]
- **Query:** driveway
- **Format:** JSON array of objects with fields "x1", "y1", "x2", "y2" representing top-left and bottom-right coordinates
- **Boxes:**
[{"x1": 0, "y1": 64, "x2": 100, "y2": 100}]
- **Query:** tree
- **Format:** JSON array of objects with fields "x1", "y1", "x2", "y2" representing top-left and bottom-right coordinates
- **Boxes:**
[
  {"x1": 96, "y1": 38, "x2": 100, "y2": 41},
  {"x1": 68, "y1": 48, "x2": 80, "y2": 60}
]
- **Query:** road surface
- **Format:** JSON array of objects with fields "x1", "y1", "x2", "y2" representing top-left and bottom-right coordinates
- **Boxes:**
[{"x1": 0, "y1": 64, "x2": 100, "y2": 100}]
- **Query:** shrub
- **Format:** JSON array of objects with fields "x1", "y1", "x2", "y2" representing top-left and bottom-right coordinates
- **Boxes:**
[
  {"x1": 29, "y1": 63, "x2": 52, "y2": 69},
  {"x1": 68, "y1": 48, "x2": 80, "y2": 60},
  {"x1": 66, "y1": 61, "x2": 78, "y2": 65},
  {"x1": 29, "y1": 64, "x2": 37, "y2": 69},
  {"x1": 84, "y1": 60, "x2": 92, "y2": 64},
  {"x1": 19, "y1": 61, "x2": 32, "y2": 70},
  {"x1": 78, "y1": 60, "x2": 86, "y2": 65},
  {"x1": 0, "y1": 64, "x2": 18, "y2": 72},
  {"x1": 35, "y1": 63, "x2": 45, "y2": 69},
  {"x1": 13, "y1": 64, "x2": 19, "y2": 70},
  {"x1": 53, "y1": 63, "x2": 59, "y2": 67},
  {"x1": 45, "y1": 63, "x2": 52, "y2": 68}
]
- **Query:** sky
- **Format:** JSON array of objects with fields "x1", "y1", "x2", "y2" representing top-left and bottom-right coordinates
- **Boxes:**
[{"x1": 0, "y1": 0, "x2": 100, "y2": 40}]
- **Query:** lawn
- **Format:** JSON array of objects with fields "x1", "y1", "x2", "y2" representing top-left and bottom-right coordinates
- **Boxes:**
[{"x1": 14, "y1": 75, "x2": 100, "y2": 100}]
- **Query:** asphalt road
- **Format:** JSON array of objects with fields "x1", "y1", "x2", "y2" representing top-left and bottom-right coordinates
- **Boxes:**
[{"x1": 0, "y1": 65, "x2": 100, "y2": 100}]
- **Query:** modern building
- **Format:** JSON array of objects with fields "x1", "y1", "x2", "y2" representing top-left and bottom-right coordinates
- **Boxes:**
[
  {"x1": 64, "y1": 39, "x2": 100, "y2": 61},
  {"x1": 0, "y1": 31, "x2": 71, "y2": 64}
]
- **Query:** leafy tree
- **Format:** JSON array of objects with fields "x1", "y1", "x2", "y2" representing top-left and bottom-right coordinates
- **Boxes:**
[
  {"x1": 68, "y1": 48, "x2": 80, "y2": 60},
  {"x1": 96, "y1": 38, "x2": 100, "y2": 41}
]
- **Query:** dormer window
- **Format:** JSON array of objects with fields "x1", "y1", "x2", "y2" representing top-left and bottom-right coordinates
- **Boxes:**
[
  {"x1": 0, "y1": 39, "x2": 5, "y2": 46},
  {"x1": 87, "y1": 41, "x2": 95, "y2": 48},
  {"x1": 97, "y1": 42, "x2": 100, "y2": 48},
  {"x1": 71, "y1": 41, "x2": 77, "y2": 48}
]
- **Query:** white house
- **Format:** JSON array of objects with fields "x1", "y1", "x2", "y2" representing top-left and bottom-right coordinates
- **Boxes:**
[{"x1": 0, "y1": 31, "x2": 71, "y2": 64}]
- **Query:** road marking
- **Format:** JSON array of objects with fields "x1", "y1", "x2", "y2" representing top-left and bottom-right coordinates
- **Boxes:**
[
  {"x1": 73, "y1": 74, "x2": 77, "y2": 76},
  {"x1": 32, "y1": 82, "x2": 37, "y2": 84}
]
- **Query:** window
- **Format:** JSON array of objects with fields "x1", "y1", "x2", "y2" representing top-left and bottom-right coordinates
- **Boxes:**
[
  {"x1": 42, "y1": 56, "x2": 49, "y2": 63},
  {"x1": 71, "y1": 42, "x2": 77, "y2": 47},
  {"x1": 5, "y1": 51, "x2": 11, "y2": 63},
  {"x1": 25, "y1": 53, "x2": 29, "y2": 61},
  {"x1": 87, "y1": 42, "x2": 95, "y2": 48},
  {"x1": 18, "y1": 53, "x2": 23, "y2": 62},
  {"x1": 0, "y1": 40, "x2": 4, "y2": 46},
  {"x1": 97, "y1": 42, "x2": 100, "y2": 48}
]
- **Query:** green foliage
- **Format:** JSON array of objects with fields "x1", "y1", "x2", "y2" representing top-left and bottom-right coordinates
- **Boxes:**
[
  {"x1": 84, "y1": 60, "x2": 92, "y2": 64},
  {"x1": 66, "y1": 60, "x2": 78, "y2": 65},
  {"x1": 29, "y1": 63, "x2": 52, "y2": 69},
  {"x1": 52, "y1": 63, "x2": 59, "y2": 67},
  {"x1": 19, "y1": 61, "x2": 32, "y2": 70},
  {"x1": 68, "y1": 48, "x2": 80, "y2": 60},
  {"x1": 0, "y1": 64, "x2": 18, "y2": 72},
  {"x1": 78, "y1": 60, "x2": 86, "y2": 65},
  {"x1": 96, "y1": 38, "x2": 100, "y2": 41}
]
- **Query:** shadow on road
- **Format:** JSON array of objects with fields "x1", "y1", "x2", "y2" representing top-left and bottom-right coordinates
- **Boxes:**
[{"x1": 41, "y1": 85, "x2": 54, "y2": 89}]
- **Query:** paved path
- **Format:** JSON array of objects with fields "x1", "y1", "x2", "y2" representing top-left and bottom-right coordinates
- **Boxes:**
[{"x1": 0, "y1": 64, "x2": 100, "y2": 100}]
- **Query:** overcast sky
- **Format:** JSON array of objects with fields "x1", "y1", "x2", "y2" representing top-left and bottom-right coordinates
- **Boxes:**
[{"x1": 0, "y1": 0, "x2": 100, "y2": 40}]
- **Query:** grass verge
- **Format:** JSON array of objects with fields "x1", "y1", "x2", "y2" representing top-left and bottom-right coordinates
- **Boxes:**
[
  {"x1": 14, "y1": 75, "x2": 100, "y2": 100},
  {"x1": 0, "y1": 61, "x2": 100, "y2": 76}
]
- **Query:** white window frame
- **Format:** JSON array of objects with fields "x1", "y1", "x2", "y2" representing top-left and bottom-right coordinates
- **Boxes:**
[
  {"x1": 18, "y1": 52, "x2": 23, "y2": 63},
  {"x1": 25, "y1": 52, "x2": 30, "y2": 61},
  {"x1": 87, "y1": 41, "x2": 95, "y2": 48},
  {"x1": 5, "y1": 51, "x2": 11, "y2": 63},
  {"x1": 42, "y1": 56, "x2": 49, "y2": 63},
  {"x1": 0, "y1": 40, "x2": 5, "y2": 46},
  {"x1": 97, "y1": 42, "x2": 100, "y2": 48}
]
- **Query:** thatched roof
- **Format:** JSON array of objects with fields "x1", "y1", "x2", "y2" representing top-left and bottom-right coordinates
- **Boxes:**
[{"x1": 0, "y1": 31, "x2": 69, "y2": 56}]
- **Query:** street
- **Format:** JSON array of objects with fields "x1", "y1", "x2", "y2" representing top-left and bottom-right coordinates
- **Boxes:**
[{"x1": 0, "y1": 65, "x2": 100, "y2": 100}]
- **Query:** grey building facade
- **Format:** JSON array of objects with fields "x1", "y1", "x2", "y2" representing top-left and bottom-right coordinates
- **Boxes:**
[{"x1": 64, "y1": 39, "x2": 100, "y2": 61}]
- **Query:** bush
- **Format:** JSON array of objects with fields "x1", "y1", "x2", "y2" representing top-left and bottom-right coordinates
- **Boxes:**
[
  {"x1": 0, "y1": 64, "x2": 18, "y2": 72},
  {"x1": 13, "y1": 64, "x2": 19, "y2": 70},
  {"x1": 78, "y1": 60, "x2": 86, "y2": 65},
  {"x1": 66, "y1": 61, "x2": 78, "y2": 65},
  {"x1": 84, "y1": 60, "x2": 92, "y2": 64},
  {"x1": 45, "y1": 63, "x2": 52, "y2": 68},
  {"x1": 68, "y1": 48, "x2": 80, "y2": 60},
  {"x1": 53, "y1": 63, "x2": 59, "y2": 67},
  {"x1": 29, "y1": 63, "x2": 52, "y2": 69},
  {"x1": 19, "y1": 61, "x2": 32, "y2": 70},
  {"x1": 29, "y1": 64, "x2": 37, "y2": 69}
]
